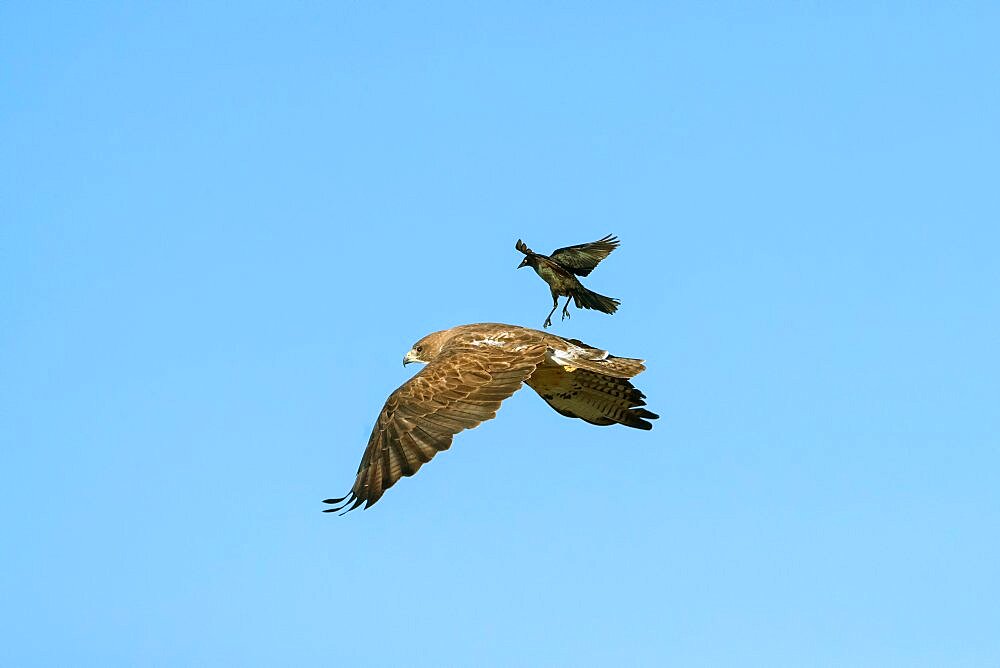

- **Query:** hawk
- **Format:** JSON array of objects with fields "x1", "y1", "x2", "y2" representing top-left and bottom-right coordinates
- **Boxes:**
[
  {"x1": 515, "y1": 234, "x2": 621, "y2": 328},
  {"x1": 324, "y1": 323, "x2": 658, "y2": 513}
]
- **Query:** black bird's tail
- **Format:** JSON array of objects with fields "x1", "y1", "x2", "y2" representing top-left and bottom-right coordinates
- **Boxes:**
[{"x1": 572, "y1": 286, "x2": 620, "y2": 314}]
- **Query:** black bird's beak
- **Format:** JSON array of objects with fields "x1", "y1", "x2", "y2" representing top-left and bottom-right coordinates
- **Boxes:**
[{"x1": 517, "y1": 259, "x2": 528, "y2": 269}]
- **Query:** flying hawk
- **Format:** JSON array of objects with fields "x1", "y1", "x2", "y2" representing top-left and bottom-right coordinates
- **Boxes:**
[
  {"x1": 515, "y1": 234, "x2": 621, "y2": 328},
  {"x1": 324, "y1": 323, "x2": 658, "y2": 513}
]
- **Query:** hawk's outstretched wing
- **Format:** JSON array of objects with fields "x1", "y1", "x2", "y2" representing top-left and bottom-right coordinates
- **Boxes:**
[
  {"x1": 549, "y1": 234, "x2": 620, "y2": 276},
  {"x1": 526, "y1": 365, "x2": 658, "y2": 430},
  {"x1": 324, "y1": 338, "x2": 547, "y2": 513}
]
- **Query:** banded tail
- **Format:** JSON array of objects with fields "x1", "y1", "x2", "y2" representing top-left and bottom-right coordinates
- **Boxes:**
[{"x1": 526, "y1": 366, "x2": 659, "y2": 430}]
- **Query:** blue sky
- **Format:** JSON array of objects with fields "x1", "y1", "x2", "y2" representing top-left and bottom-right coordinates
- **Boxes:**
[{"x1": 2, "y1": 2, "x2": 998, "y2": 666}]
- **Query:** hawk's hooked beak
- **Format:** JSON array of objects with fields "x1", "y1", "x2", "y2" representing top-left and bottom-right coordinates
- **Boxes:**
[{"x1": 403, "y1": 349, "x2": 419, "y2": 366}]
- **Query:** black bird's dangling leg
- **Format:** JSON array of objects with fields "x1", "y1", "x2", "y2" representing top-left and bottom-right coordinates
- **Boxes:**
[
  {"x1": 543, "y1": 294, "x2": 559, "y2": 329},
  {"x1": 561, "y1": 296, "x2": 573, "y2": 321}
]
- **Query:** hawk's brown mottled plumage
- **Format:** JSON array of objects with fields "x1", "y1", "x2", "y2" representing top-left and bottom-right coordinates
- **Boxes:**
[{"x1": 323, "y1": 323, "x2": 658, "y2": 513}]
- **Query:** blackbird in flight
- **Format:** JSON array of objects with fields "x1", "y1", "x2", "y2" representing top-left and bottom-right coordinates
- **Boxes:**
[{"x1": 515, "y1": 234, "x2": 621, "y2": 328}]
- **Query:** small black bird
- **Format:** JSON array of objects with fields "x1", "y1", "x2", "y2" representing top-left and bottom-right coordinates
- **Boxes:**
[{"x1": 515, "y1": 234, "x2": 621, "y2": 328}]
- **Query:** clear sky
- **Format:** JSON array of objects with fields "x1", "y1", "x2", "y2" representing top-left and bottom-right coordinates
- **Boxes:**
[{"x1": 2, "y1": 3, "x2": 998, "y2": 666}]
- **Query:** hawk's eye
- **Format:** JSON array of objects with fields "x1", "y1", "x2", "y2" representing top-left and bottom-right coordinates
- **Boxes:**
[{"x1": 416, "y1": 346, "x2": 423, "y2": 353}]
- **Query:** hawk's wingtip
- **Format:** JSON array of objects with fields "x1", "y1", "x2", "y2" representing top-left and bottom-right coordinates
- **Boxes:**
[{"x1": 322, "y1": 492, "x2": 363, "y2": 515}]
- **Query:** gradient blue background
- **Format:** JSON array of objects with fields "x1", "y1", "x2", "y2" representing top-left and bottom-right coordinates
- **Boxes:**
[{"x1": 3, "y1": 3, "x2": 998, "y2": 666}]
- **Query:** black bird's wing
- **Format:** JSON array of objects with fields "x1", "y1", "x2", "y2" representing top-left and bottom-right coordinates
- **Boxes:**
[{"x1": 549, "y1": 234, "x2": 620, "y2": 276}]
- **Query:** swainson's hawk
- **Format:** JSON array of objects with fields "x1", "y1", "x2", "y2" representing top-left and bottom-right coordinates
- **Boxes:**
[{"x1": 324, "y1": 323, "x2": 658, "y2": 513}]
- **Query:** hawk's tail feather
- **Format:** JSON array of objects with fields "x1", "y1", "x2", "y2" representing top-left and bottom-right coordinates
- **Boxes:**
[
  {"x1": 561, "y1": 338, "x2": 646, "y2": 377},
  {"x1": 601, "y1": 357, "x2": 646, "y2": 378},
  {"x1": 572, "y1": 286, "x2": 620, "y2": 315},
  {"x1": 566, "y1": 355, "x2": 646, "y2": 379}
]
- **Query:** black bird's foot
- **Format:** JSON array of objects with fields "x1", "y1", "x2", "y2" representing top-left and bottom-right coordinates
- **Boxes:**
[
  {"x1": 561, "y1": 309, "x2": 571, "y2": 321},
  {"x1": 543, "y1": 317, "x2": 552, "y2": 328}
]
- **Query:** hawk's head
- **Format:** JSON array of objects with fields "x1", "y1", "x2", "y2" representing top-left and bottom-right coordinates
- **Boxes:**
[{"x1": 403, "y1": 331, "x2": 450, "y2": 366}]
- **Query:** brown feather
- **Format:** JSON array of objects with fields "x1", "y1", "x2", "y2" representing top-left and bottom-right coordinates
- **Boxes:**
[
  {"x1": 525, "y1": 364, "x2": 658, "y2": 430},
  {"x1": 333, "y1": 333, "x2": 547, "y2": 510},
  {"x1": 324, "y1": 323, "x2": 658, "y2": 513}
]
